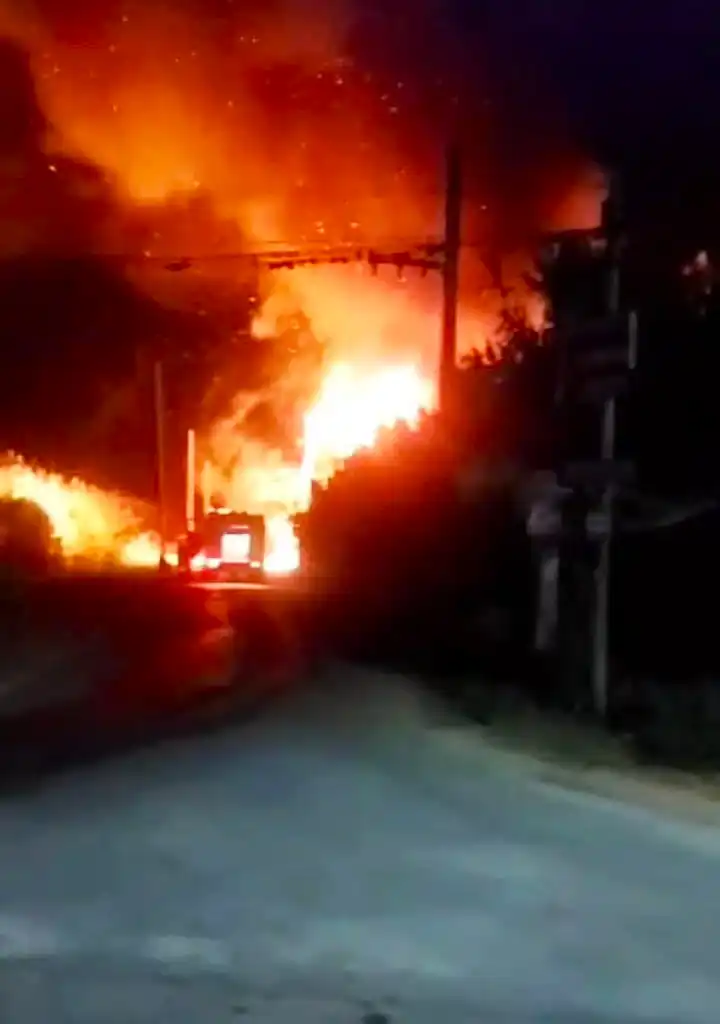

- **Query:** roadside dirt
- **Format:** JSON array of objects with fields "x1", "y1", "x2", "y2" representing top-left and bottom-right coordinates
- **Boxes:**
[{"x1": 423, "y1": 681, "x2": 720, "y2": 828}]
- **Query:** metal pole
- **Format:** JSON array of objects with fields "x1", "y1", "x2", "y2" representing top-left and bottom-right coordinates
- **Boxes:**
[
  {"x1": 439, "y1": 143, "x2": 462, "y2": 413},
  {"x1": 153, "y1": 360, "x2": 168, "y2": 557},
  {"x1": 592, "y1": 393, "x2": 616, "y2": 718},
  {"x1": 186, "y1": 428, "x2": 196, "y2": 534},
  {"x1": 627, "y1": 309, "x2": 639, "y2": 371},
  {"x1": 200, "y1": 461, "x2": 212, "y2": 517},
  {"x1": 591, "y1": 231, "x2": 625, "y2": 718}
]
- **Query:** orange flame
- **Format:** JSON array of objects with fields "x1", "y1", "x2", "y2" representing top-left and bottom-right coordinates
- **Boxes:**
[
  {"x1": 0, "y1": 455, "x2": 157, "y2": 567},
  {"x1": 0, "y1": 351, "x2": 435, "y2": 577},
  {"x1": 301, "y1": 361, "x2": 434, "y2": 487},
  {"x1": 0, "y1": 4, "x2": 599, "y2": 577},
  {"x1": 261, "y1": 361, "x2": 434, "y2": 574},
  {"x1": 202, "y1": 357, "x2": 435, "y2": 574},
  {"x1": 263, "y1": 515, "x2": 301, "y2": 575},
  {"x1": 120, "y1": 531, "x2": 165, "y2": 568}
]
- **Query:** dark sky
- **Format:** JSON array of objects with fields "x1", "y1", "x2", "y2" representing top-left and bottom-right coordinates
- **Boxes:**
[
  {"x1": 445, "y1": 0, "x2": 720, "y2": 242},
  {"x1": 437, "y1": 0, "x2": 718, "y2": 170}
]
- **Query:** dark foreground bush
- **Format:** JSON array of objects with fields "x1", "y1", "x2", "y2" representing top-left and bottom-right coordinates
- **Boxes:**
[
  {"x1": 0, "y1": 496, "x2": 61, "y2": 578},
  {"x1": 301, "y1": 414, "x2": 536, "y2": 686}
]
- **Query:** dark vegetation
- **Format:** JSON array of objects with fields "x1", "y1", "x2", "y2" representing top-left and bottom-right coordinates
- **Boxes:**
[{"x1": 301, "y1": 246, "x2": 720, "y2": 767}]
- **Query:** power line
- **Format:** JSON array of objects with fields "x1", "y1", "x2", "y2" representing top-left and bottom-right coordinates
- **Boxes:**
[
  {"x1": 26, "y1": 241, "x2": 453, "y2": 275},
  {"x1": 0, "y1": 239, "x2": 517, "y2": 269},
  {"x1": 1, "y1": 226, "x2": 591, "y2": 270}
]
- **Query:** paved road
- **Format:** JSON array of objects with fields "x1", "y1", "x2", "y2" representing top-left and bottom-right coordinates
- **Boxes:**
[{"x1": 1, "y1": 669, "x2": 719, "y2": 1023}]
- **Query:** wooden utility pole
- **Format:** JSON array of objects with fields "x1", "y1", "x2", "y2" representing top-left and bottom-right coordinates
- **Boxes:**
[
  {"x1": 186, "y1": 428, "x2": 196, "y2": 534},
  {"x1": 589, "y1": 171, "x2": 621, "y2": 718},
  {"x1": 439, "y1": 144, "x2": 462, "y2": 414},
  {"x1": 544, "y1": 169, "x2": 640, "y2": 716},
  {"x1": 551, "y1": 171, "x2": 638, "y2": 719},
  {"x1": 160, "y1": 147, "x2": 462, "y2": 416},
  {"x1": 591, "y1": 307, "x2": 638, "y2": 717},
  {"x1": 153, "y1": 359, "x2": 168, "y2": 557}
]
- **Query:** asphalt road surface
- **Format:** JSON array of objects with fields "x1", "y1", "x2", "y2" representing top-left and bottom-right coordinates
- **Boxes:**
[{"x1": 1, "y1": 669, "x2": 720, "y2": 1023}]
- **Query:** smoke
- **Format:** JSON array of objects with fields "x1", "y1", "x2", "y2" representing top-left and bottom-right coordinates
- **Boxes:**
[
  {"x1": 0, "y1": 32, "x2": 227, "y2": 492},
  {"x1": 0, "y1": 0, "x2": 602, "y2": 505},
  {"x1": 0, "y1": 37, "x2": 115, "y2": 256},
  {"x1": 247, "y1": 0, "x2": 356, "y2": 68}
]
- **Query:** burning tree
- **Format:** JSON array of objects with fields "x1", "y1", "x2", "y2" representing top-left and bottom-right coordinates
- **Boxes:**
[{"x1": 298, "y1": 325, "x2": 544, "y2": 667}]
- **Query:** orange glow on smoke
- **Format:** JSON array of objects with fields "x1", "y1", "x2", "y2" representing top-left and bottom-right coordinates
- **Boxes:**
[{"x1": 0, "y1": 2, "x2": 599, "y2": 573}]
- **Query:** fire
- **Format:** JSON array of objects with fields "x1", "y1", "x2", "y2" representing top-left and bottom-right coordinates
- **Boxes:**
[
  {"x1": 245, "y1": 361, "x2": 433, "y2": 571},
  {"x1": 0, "y1": 455, "x2": 155, "y2": 567},
  {"x1": 202, "y1": 359, "x2": 435, "y2": 575},
  {"x1": 0, "y1": 6, "x2": 588, "y2": 579},
  {"x1": 281, "y1": 360, "x2": 433, "y2": 570},
  {"x1": 0, "y1": 354, "x2": 433, "y2": 577},
  {"x1": 263, "y1": 515, "x2": 301, "y2": 575},
  {"x1": 301, "y1": 361, "x2": 434, "y2": 488},
  {"x1": 120, "y1": 531, "x2": 165, "y2": 568}
]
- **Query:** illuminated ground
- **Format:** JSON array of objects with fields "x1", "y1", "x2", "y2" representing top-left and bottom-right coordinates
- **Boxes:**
[{"x1": 1, "y1": 668, "x2": 720, "y2": 1023}]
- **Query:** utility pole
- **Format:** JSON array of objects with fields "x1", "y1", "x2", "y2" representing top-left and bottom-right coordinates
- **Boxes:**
[
  {"x1": 590, "y1": 171, "x2": 637, "y2": 719},
  {"x1": 543, "y1": 170, "x2": 638, "y2": 716},
  {"x1": 439, "y1": 143, "x2": 462, "y2": 414},
  {"x1": 591, "y1": 317, "x2": 638, "y2": 717},
  {"x1": 162, "y1": 147, "x2": 463, "y2": 416},
  {"x1": 186, "y1": 428, "x2": 196, "y2": 534},
  {"x1": 251, "y1": 143, "x2": 463, "y2": 415},
  {"x1": 590, "y1": 175, "x2": 622, "y2": 718},
  {"x1": 153, "y1": 359, "x2": 168, "y2": 559}
]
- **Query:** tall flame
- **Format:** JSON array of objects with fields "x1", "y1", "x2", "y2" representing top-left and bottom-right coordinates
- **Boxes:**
[
  {"x1": 0, "y1": 2, "x2": 602, "y2": 575},
  {"x1": 203, "y1": 357, "x2": 435, "y2": 573},
  {"x1": 301, "y1": 361, "x2": 434, "y2": 489}
]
